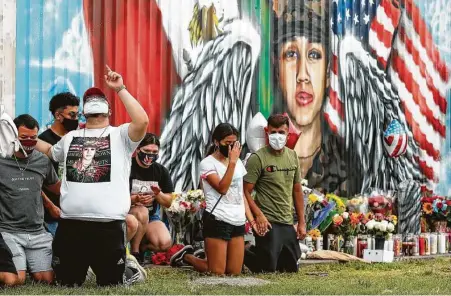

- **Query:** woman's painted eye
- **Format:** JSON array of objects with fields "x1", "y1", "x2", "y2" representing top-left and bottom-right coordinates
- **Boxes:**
[
  {"x1": 308, "y1": 49, "x2": 322, "y2": 60},
  {"x1": 284, "y1": 50, "x2": 299, "y2": 60}
]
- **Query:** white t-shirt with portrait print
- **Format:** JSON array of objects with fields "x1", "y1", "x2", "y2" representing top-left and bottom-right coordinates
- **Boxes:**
[
  {"x1": 199, "y1": 155, "x2": 246, "y2": 226},
  {"x1": 51, "y1": 123, "x2": 141, "y2": 221}
]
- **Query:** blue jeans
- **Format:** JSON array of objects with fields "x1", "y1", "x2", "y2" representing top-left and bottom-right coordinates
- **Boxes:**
[{"x1": 45, "y1": 221, "x2": 58, "y2": 237}]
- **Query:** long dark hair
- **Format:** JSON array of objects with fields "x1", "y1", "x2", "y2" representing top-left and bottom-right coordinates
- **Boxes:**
[{"x1": 205, "y1": 123, "x2": 240, "y2": 156}]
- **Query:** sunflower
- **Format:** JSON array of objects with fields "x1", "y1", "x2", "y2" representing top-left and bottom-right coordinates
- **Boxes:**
[{"x1": 423, "y1": 202, "x2": 433, "y2": 215}]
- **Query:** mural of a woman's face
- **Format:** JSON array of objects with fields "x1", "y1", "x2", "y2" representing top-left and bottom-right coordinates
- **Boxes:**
[{"x1": 278, "y1": 36, "x2": 327, "y2": 128}]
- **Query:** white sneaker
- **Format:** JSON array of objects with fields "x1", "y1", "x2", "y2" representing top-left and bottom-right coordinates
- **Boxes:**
[
  {"x1": 124, "y1": 254, "x2": 147, "y2": 285},
  {"x1": 86, "y1": 266, "x2": 96, "y2": 281}
]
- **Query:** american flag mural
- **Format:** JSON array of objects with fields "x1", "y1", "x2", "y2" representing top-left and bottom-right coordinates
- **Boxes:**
[{"x1": 324, "y1": 0, "x2": 450, "y2": 191}]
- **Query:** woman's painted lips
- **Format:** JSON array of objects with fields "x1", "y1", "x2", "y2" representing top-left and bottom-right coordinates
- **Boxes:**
[{"x1": 296, "y1": 91, "x2": 314, "y2": 107}]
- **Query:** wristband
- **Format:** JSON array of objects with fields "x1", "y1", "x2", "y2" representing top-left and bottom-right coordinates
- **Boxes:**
[{"x1": 115, "y1": 85, "x2": 126, "y2": 93}]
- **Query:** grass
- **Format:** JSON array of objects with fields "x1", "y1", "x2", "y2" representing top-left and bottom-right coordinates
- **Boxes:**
[{"x1": 2, "y1": 258, "x2": 451, "y2": 295}]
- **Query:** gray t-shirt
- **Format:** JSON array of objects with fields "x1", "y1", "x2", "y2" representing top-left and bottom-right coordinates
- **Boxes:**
[{"x1": 0, "y1": 151, "x2": 59, "y2": 234}]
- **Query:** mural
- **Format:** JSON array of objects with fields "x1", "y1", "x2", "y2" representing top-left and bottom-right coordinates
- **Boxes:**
[{"x1": 14, "y1": 0, "x2": 451, "y2": 197}]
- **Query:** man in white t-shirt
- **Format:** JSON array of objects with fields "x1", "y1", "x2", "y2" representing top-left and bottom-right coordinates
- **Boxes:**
[{"x1": 36, "y1": 66, "x2": 148, "y2": 287}]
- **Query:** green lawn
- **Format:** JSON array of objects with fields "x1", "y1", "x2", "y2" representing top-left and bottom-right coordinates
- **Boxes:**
[{"x1": 2, "y1": 258, "x2": 451, "y2": 295}]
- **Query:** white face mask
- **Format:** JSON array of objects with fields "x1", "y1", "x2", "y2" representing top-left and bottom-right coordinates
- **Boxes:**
[
  {"x1": 268, "y1": 133, "x2": 287, "y2": 151},
  {"x1": 84, "y1": 99, "x2": 109, "y2": 115}
]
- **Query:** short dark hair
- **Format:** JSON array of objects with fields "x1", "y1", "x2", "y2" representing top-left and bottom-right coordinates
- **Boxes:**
[
  {"x1": 14, "y1": 114, "x2": 40, "y2": 130},
  {"x1": 267, "y1": 114, "x2": 289, "y2": 128},
  {"x1": 138, "y1": 133, "x2": 160, "y2": 148},
  {"x1": 49, "y1": 92, "x2": 80, "y2": 116}
]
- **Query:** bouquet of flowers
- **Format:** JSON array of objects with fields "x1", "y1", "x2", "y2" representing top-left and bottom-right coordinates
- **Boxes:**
[
  {"x1": 346, "y1": 195, "x2": 368, "y2": 214},
  {"x1": 151, "y1": 244, "x2": 184, "y2": 265},
  {"x1": 332, "y1": 212, "x2": 365, "y2": 237},
  {"x1": 166, "y1": 190, "x2": 206, "y2": 244},
  {"x1": 364, "y1": 213, "x2": 397, "y2": 237},
  {"x1": 305, "y1": 191, "x2": 336, "y2": 232},
  {"x1": 421, "y1": 195, "x2": 451, "y2": 231}
]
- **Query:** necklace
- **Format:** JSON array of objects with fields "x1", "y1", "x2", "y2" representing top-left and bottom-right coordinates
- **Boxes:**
[
  {"x1": 13, "y1": 155, "x2": 30, "y2": 176},
  {"x1": 298, "y1": 145, "x2": 321, "y2": 160},
  {"x1": 83, "y1": 126, "x2": 109, "y2": 139}
]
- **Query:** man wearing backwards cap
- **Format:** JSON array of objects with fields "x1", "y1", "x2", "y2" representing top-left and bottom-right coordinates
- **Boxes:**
[{"x1": 37, "y1": 66, "x2": 148, "y2": 287}]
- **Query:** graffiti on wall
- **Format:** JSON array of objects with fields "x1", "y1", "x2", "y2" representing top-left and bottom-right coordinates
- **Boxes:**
[{"x1": 15, "y1": 0, "x2": 451, "y2": 196}]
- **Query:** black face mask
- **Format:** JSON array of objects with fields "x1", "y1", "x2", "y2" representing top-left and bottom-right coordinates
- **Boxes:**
[
  {"x1": 137, "y1": 151, "x2": 158, "y2": 166},
  {"x1": 62, "y1": 118, "x2": 79, "y2": 132},
  {"x1": 218, "y1": 144, "x2": 233, "y2": 158}
]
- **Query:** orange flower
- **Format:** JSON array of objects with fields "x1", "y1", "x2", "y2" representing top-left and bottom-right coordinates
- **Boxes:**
[
  {"x1": 423, "y1": 203, "x2": 433, "y2": 214},
  {"x1": 350, "y1": 213, "x2": 360, "y2": 225},
  {"x1": 333, "y1": 215, "x2": 344, "y2": 226}
]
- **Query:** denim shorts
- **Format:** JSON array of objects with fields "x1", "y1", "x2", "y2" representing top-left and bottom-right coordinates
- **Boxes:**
[{"x1": 202, "y1": 212, "x2": 245, "y2": 241}]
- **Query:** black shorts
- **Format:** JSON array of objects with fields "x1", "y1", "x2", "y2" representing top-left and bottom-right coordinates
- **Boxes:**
[
  {"x1": 0, "y1": 233, "x2": 17, "y2": 274},
  {"x1": 52, "y1": 219, "x2": 126, "y2": 287},
  {"x1": 202, "y1": 212, "x2": 245, "y2": 241},
  {"x1": 244, "y1": 223, "x2": 300, "y2": 273}
]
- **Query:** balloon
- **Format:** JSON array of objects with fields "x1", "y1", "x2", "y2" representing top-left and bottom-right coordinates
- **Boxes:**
[{"x1": 383, "y1": 119, "x2": 407, "y2": 158}]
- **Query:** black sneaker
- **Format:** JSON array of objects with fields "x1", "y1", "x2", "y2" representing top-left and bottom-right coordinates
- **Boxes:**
[
  {"x1": 170, "y1": 245, "x2": 194, "y2": 267},
  {"x1": 193, "y1": 249, "x2": 206, "y2": 259}
]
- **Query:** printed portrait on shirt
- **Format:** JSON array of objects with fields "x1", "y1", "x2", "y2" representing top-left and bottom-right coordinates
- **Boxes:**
[{"x1": 66, "y1": 137, "x2": 111, "y2": 183}]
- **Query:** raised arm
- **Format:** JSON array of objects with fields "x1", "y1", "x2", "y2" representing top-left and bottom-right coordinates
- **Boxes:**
[
  {"x1": 104, "y1": 65, "x2": 149, "y2": 142},
  {"x1": 36, "y1": 140, "x2": 53, "y2": 159}
]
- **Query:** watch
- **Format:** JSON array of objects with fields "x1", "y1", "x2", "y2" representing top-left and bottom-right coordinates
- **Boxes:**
[{"x1": 115, "y1": 85, "x2": 126, "y2": 93}]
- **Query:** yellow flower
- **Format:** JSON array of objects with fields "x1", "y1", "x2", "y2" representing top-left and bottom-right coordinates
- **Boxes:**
[
  {"x1": 423, "y1": 203, "x2": 433, "y2": 215},
  {"x1": 309, "y1": 194, "x2": 319, "y2": 204},
  {"x1": 308, "y1": 229, "x2": 321, "y2": 240},
  {"x1": 390, "y1": 215, "x2": 398, "y2": 225},
  {"x1": 327, "y1": 193, "x2": 346, "y2": 212}
]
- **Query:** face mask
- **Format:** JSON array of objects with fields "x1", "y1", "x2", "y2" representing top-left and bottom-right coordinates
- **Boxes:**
[
  {"x1": 218, "y1": 144, "x2": 232, "y2": 158},
  {"x1": 19, "y1": 139, "x2": 37, "y2": 155},
  {"x1": 268, "y1": 133, "x2": 287, "y2": 151},
  {"x1": 62, "y1": 118, "x2": 79, "y2": 132},
  {"x1": 138, "y1": 151, "x2": 158, "y2": 166},
  {"x1": 84, "y1": 99, "x2": 109, "y2": 115}
]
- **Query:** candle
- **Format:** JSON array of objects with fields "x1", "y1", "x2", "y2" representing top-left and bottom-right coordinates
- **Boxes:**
[
  {"x1": 438, "y1": 233, "x2": 446, "y2": 254},
  {"x1": 430, "y1": 233, "x2": 438, "y2": 255},
  {"x1": 425, "y1": 233, "x2": 430, "y2": 255},
  {"x1": 419, "y1": 235, "x2": 425, "y2": 256}
]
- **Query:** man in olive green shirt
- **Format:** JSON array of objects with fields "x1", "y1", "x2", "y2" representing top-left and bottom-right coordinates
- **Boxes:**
[{"x1": 244, "y1": 114, "x2": 306, "y2": 273}]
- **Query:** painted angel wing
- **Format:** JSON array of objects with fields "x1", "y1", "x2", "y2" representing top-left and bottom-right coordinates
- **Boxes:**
[
  {"x1": 338, "y1": 36, "x2": 424, "y2": 194},
  {"x1": 159, "y1": 20, "x2": 261, "y2": 192}
]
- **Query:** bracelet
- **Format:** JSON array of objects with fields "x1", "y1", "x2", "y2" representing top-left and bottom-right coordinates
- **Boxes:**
[
  {"x1": 250, "y1": 220, "x2": 256, "y2": 226},
  {"x1": 115, "y1": 85, "x2": 126, "y2": 93}
]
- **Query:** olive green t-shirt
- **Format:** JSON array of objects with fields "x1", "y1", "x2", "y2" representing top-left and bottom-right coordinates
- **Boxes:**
[{"x1": 244, "y1": 146, "x2": 300, "y2": 225}]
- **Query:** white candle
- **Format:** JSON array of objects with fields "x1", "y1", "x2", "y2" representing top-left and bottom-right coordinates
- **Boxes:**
[
  {"x1": 438, "y1": 233, "x2": 446, "y2": 254},
  {"x1": 430, "y1": 233, "x2": 438, "y2": 255}
]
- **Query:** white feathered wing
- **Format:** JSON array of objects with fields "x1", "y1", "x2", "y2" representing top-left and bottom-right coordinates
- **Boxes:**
[
  {"x1": 159, "y1": 20, "x2": 261, "y2": 192},
  {"x1": 338, "y1": 36, "x2": 424, "y2": 194}
]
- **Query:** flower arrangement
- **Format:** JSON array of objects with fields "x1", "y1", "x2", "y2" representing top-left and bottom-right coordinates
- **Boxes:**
[
  {"x1": 332, "y1": 212, "x2": 364, "y2": 237},
  {"x1": 166, "y1": 190, "x2": 206, "y2": 243},
  {"x1": 326, "y1": 193, "x2": 346, "y2": 213},
  {"x1": 151, "y1": 244, "x2": 185, "y2": 265},
  {"x1": 307, "y1": 228, "x2": 321, "y2": 240},
  {"x1": 346, "y1": 196, "x2": 368, "y2": 214},
  {"x1": 421, "y1": 196, "x2": 450, "y2": 220},
  {"x1": 364, "y1": 213, "x2": 397, "y2": 237},
  {"x1": 421, "y1": 196, "x2": 451, "y2": 232}
]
